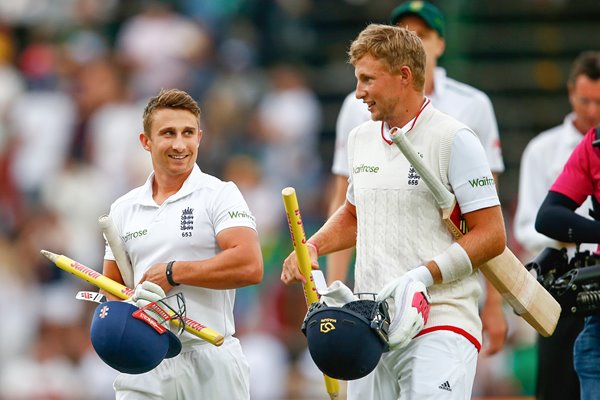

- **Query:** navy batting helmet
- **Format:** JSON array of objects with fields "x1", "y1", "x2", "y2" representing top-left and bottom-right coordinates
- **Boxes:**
[
  {"x1": 301, "y1": 297, "x2": 391, "y2": 380},
  {"x1": 90, "y1": 299, "x2": 182, "y2": 374}
]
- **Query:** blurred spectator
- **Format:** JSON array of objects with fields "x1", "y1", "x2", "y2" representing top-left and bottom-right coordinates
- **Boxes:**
[
  {"x1": 71, "y1": 56, "x2": 151, "y2": 198},
  {"x1": 0, "y1": 26, "x2": 25, "y2": 233},
  {"x1": 6, "y1": 86, "x2": 76, "y2": 205},
  {"x1": 223, "y1": 154, "x2": 284, "y2": 244},
  {"x1": 252, "y1": 63, "x2": 323, "y2": 216},
  {"x1": 115, "y1": 0, "x2": 214, "y2": 100},
  {"x1": 0, "y1": 280, "x2": 117, "y2": 400}
]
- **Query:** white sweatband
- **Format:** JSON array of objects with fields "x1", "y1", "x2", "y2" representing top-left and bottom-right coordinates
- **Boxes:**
[
  {"x1": 432, "y1": 242, "x2": 473, "y2": 283},
  {"x1": 405, "y1": 265, "x2": 434, "y2": 288}
]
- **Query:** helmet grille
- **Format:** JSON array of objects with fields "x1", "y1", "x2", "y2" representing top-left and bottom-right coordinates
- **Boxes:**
[{"x1": 342, "y1": 299, "x2": 377, "y2": 319}]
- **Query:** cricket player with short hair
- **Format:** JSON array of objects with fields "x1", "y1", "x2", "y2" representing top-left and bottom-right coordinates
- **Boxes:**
[
  {"x1": 282, "y1": 24, "x2": 506, "y2": 399},
  {"x1": 101, "y1": 88, "x2": 263, "y2": 399},
  {"x1": 327, "y1": 0, "x2": 507, "y2": 357}
]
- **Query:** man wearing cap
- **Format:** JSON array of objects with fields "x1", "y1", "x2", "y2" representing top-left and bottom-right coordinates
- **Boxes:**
[{"x1": 327, "y1": 0, "x2": 507, "y2": 356}]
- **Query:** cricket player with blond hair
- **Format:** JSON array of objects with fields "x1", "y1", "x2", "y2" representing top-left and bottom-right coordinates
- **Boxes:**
[
  {"x1": 327, "y1": 1, "x2": 507, "y2": 357},
  {"x1": 282, "y1": 24, "x2": 505, "y2": 399}
]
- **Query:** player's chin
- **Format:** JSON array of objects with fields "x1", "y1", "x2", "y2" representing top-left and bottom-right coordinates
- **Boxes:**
[
  {"x1": 369, "y1": 108, "x2": 382, "y2": 121},
  {"x1": 167, "y1": 161, "x2": 193, "y2": 175}
]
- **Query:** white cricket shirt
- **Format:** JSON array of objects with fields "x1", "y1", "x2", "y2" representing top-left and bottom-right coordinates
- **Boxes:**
[
  {"x1": 347, "y1": 102, "x2": 500, "y2": 347},
  {"x1": 105, "y1": 164, "x2": 257, "y2": 344}
]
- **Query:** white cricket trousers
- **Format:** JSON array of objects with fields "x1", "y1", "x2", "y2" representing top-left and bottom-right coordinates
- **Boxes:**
[
  {"x1": 114, "y1": 336, "x2": 250, "y2": 399},
  {"x1": 348, "y1": 330, "x2": 478, "y2": 400}
]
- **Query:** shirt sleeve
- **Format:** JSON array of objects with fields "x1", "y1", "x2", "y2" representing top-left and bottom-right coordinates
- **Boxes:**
[
  {"x1": 212, "y1": 182, "x2": 257, "y2": 234},
  {"x1": 449, "y1": 129, "x2": 500, "y2": 213}
]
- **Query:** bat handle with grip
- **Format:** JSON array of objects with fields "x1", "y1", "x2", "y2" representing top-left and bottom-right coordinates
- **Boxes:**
[
  {"x1": 281, "y1": 187, "x2": 339, "y2": 399},
  {"x1": 390, "y1": 129, "x2": 455, "y2": 209},
  {"x1": 98, "y1": 214, "x2": 134, "y2": 288}
]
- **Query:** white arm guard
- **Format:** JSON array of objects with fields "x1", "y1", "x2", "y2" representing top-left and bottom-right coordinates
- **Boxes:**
[{"x1": 432, "y1": 242, "x2": 473, "y2": 284}]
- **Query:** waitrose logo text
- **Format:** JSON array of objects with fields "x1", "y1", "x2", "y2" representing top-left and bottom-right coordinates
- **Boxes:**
[
  {"x1": 123, "y1": 229, "x2": 148, "y2": 242},
  {"x1": 353, "y1": 164, "x2": 380, "y2": 174},
  {"x1": 228, "y1": 210, "x2": 256, "y2": 221},
  {"x1": 468, "y1": 176, "x2": 495, "y2": 187}
]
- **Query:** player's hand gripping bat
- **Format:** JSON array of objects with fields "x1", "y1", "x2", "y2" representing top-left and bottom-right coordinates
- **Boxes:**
[
  {"x1": 41, "y1": 250, "x2": 224, "y2": 346},
  {"x1": 282, "y1": 187, "x2": 340, "y2": 399},
  {"x1": 390, "y1": 129, "x2": 560, "y2": 337}
]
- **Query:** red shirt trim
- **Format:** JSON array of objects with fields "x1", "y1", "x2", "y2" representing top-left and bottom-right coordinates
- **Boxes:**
[
  {"x1": 380, "y1": 98, "x2": 431, "y2": 145},
  {"x1": 415, "y1": 325, "x2": 482, "y2": 352}
]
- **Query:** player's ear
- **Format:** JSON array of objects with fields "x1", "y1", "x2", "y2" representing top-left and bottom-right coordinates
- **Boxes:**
[
  {"x1": 197, "y1": 130, "x2": 203, "y2": 147},
  {"x1": 435, "y1": 37, "x2": 446, "y2": 59},
  {"x1": 140, "y1": 132, "x2": 151, "y2": 151},
  {"x1": 399, "y1": 65, "x2": 412, "y2": 86}
]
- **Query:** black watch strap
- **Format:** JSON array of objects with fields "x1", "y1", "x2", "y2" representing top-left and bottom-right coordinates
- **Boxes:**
[{"x1": 165, "y1": 261, "x2": 180, "y2": 286}]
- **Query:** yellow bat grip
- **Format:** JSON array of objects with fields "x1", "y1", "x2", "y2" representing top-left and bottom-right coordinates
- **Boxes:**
[
  {"x1": 282, "y1": 187, "x2": 319, "y2": 304},
  {"x1": 41, "y1": 250, "x2": 224, "y2": 346},
  {"x1": 281, "y1": 188, "x2": 339, "y2": 399}
]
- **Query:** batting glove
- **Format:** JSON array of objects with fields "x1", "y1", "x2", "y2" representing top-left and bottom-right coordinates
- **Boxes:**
[
  {"x1": 375, "y1": 267, "x2": 432, "y2": 350},
  {"x1": 130, "y1": 281, "x2": 168, "y2": 324},
  {"x1": 133, "y1": 281, "x2": 166, "y2": 307}
]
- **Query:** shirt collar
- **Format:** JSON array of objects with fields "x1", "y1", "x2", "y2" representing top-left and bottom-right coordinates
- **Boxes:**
[
  {"x1": 562, "y1": 112, "x2": 588, "y2": 147},
  {"x1": 136, "y1": 164, "x2": 203, "y2": 206},
  {"x1": 381, "y1": 98, "x2": 431, "y2": 144}
]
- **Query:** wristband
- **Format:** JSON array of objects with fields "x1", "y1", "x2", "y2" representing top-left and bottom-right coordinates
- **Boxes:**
[
  {"x1": 306, "y1": 241, "x2": 319, "y2": 256},
  {"x1": 432, "y1": 242, "x2": 472, "y2": 283},
  {"x1": 165, "y1": 261, "x2": 180, "y2": 286}
]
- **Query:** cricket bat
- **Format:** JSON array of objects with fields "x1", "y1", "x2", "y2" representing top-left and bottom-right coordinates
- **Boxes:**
[
  {"x1": 41, "y1": 250, "x2": 225, "y2": 346},
  {"x1": 282, "y1": 187, "x2": 340, "y2": 399},
  {"x1": 390, "y1": 130, "x2": 560, "y2": 337},
  {"x1": 98, "y1": 214, "x2": 134, "y2": 288}
]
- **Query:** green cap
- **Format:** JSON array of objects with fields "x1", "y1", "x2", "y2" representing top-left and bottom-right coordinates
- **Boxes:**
[{"x1": 389, "y1": 1, "x2": 445, "y2": 38}]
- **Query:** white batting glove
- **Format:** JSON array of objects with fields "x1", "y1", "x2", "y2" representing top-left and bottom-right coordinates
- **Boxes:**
[
  {"x1": 133, "y1": 281, "x2": 166, "y2": 307},
  {"x1": 375, "y1": 267, "x2": 432, "y2": 350},
  {"x1": 130, "y1": 281, "x2": 168, "y2": 324}
]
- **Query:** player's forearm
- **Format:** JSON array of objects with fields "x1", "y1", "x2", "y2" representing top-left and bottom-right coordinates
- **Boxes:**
[
  {"x1": 169, "y1": 243, "x2": 263, "y2": 289},
  {"x1": 309, "y1": 202, "x2": 357, "y2": 257},
  {"x1": 460, "y1": 205, "x2": 506, "y2": 268}
]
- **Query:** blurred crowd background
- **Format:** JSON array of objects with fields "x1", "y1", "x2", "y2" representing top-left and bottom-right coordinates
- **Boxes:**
[{"x1": 0, "y1": 0, "x2": 599, "y2": 399}]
